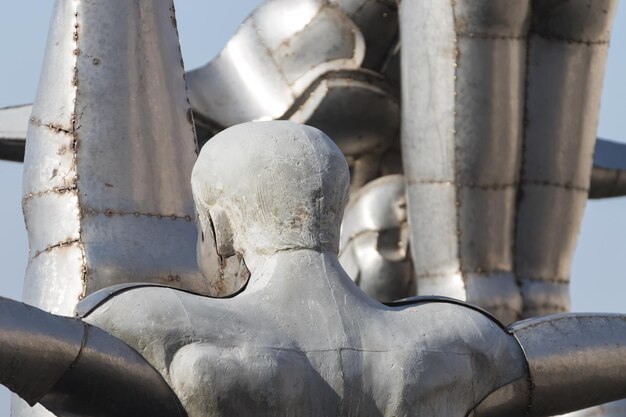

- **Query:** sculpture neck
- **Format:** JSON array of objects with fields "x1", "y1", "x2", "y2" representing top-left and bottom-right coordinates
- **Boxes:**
[{"x1": 243, "y1": 249, "x2": 339, "y2": 292}]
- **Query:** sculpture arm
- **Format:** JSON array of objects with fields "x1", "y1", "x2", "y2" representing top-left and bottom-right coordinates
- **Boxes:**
[
  {"x1": 473, "y1": 313, "x2": 626, "y2": 417},
  {"x1": 0, "y1": 296, "x2": 186, "y2": 417}
]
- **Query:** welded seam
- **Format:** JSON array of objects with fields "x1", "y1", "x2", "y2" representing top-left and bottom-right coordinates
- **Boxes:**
[
  {"x1": 31, "y1": 322, "x2": 89, "y2": 405},
  {"x1": 33, "y1": 238, "x2": 80, "y2": 258},
  {"x1": 69, "y1": 2, "x2": 88, "y2": 301},
  {"x1": 509, "y1": 330, "x2": 534, "y2": 416},
  {"x1": 407, "y1": 179, "x2": 588, "y2": 192},
  {"x1": 29, "y1": 117, "x2": 72, "y2": 135},
  {"x1": 523, "y1": 304, "x2": 569, "y2": 314},
  {"x1": 82, "y1": 208, "x2": 193, "y2": 222},
  {"x1": 169, "y1": 1, "x2": 200, "y2": 155},
  {"x1": 535, "y1": 33, "x2": 610, "y2": 46},
  {"x1": 457, "y1": 32, "x2": 525, "y2": 41},
  {"x1": 512, "y1": 8, "x2": 533, "y2": 316},
  {"x1": 416, "y1": 269, "x2": 568, "y2": 284},
  {"x1": 451, "y1": 1, "x2": 465, "y2": 286},
  {"x1": 521, "y1": 179, "x2": 588, "y2": 192},
  {"x1": 415, "y1": 270, "x2": 461, "y2": 280},
  {"x1": 22, "y1": 184, "x2": 78, "y2": 204},
  {"x1": 519, "y1": 275, "x2": 569, "y2": 284}
]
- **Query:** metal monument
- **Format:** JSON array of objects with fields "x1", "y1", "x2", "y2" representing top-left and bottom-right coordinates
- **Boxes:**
[{"x1": 0, "y1": 0, "x2": 626, "y2": 416}]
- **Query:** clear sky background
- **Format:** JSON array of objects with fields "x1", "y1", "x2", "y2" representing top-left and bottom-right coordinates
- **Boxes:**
[{"x1": 0, "y1": 1, "x2": 625, "y2": 415}]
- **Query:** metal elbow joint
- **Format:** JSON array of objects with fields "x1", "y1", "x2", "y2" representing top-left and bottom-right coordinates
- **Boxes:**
[
  {"x1": 474, "y1": 313, "x2": 626, "y2": 417},
  {"x1": 0, "y1": 297, "x2": 186, "y2": 417}
]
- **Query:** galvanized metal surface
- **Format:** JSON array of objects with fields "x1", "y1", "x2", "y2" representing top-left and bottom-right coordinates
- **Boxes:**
[
  {"x1": 3, "y1": 0, "x2": 626, "y2": 415},
  {"x1": 339, "y1": 175, "x2": 414, "y2": 302},
  {"x1": 400, "y1": 0, "x2": 531, "y2": 324},
  {"x1": 187, "y1": 0, "x2": 401, "y2": 192},
  {"x1": 514, "y1": 0, "x2": 617, "y2": 319},
  {"x1": 472, "y1": 313, "x2": 626, "y2": 416},
  {"x1": 84, "y1": 122, "x2": 529, "y2": 416},
  {"x1": 0, "y1": 296, "x2": 187, "y2": 417},
  {"x1": 21, "y1": 0, "x2": 209, "y2": 316},
  {"x1": 17, "y1": 0, "x2": 209, "y2": 415}
]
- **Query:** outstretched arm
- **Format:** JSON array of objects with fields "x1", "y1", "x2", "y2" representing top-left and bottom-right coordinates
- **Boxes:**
[
  {"x1": 473, "y1": 313, "x2": 626, "y2": 417},
  {"x1": 0, "y1": 297, "x2": 186, "y2": 417}
]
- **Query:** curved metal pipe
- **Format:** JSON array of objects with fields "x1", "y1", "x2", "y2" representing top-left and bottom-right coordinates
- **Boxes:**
[
  {"x1": 589, "y1": 138, "x2": 626, "y2": 199},
  {"x1": 0, "y1": 296, "x2": 186, "y2": 417},
  {"x1": 473, "y1": 313, "x2": 626, "y2": 417}
]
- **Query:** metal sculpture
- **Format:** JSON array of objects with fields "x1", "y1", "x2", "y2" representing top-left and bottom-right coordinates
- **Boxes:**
[
  {"x1": 0, "y1": 0, "x2": 625, "y2": 416},
  {"x1": 4, "y1": 119, "x2": 626, "y2": 417}
]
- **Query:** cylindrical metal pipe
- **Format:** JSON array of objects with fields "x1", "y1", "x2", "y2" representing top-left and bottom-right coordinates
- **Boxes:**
[
  {"x1": 19, "y1": 1, "x2": 208, "y2": 414},
  {"x1": 514, "y1": 0, "x2": 618, "y2": 318},
  {"x1": 0, "y1": 297, "x2": 186, "y2": 417},
  {"x1": 473, "y1": 313, "x2": 626, "y2": 417},
  {"x1": 400, "y1": 0, "x2": 531, "y2": 324},
  {"x1": 21, "y1": 0, "x2": 207, "y2": 316}
]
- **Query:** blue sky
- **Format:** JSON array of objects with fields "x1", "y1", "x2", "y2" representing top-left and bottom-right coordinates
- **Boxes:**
[{"x1": 0, "y1": 1, "x2": 625, "y2": 414}]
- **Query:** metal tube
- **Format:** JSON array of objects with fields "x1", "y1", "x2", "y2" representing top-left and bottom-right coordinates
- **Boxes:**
[
  {"x1": 400, "y1": 0, "x2": 531, "y2": 324},
  {"x1": 0, "y1": 297, "x2": 186, "y2": 417},
  {"x1": 514, "y1": 0, "x2": 618, "y2": 318},
  {"x1": 473, "y1": 313, "x2": 626, "y2": 417},
  {"x1": 21, "y1": 0, "x2": 208, "y2": 319}
]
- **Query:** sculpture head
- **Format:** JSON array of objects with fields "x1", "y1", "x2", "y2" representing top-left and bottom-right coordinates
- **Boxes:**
[{"x1": 191, "y1": 121, "x2": 350, "y2": 293}]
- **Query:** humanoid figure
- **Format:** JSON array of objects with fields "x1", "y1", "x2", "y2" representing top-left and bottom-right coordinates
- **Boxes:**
[
  {"x1": 2, "y1": 121, "x2": 626, "y2": 417},
  {"x1": 5, "y1": 1, "x2": 626, "y2": 416}
]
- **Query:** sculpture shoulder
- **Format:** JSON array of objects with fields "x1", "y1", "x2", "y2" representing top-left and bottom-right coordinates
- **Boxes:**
[
  {"x1": 81, "y1": 285, "x2": 193, "y2": 345},
  {"x1": 77, "y1": 283, "x2": 208, "y2": 318},
  {"x1": 386, "y1": 298, "x2": 519, "y2": 367}
]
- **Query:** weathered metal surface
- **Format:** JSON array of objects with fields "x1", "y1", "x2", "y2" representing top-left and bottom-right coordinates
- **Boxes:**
[
  {"x1": 83, "y1": 122, "x2": 529, "y2": 416},
  {"x1": 399, "y1": 0, "x2": 530, "y2": 324},
  {"x1": 0, "y1": 297, "x2": 187, "y2": 417},
  {"x1": 472, "y1": 313, "x2": 626, "y2": 416},
  {"x1": 17, "y1": 0, "x2": 209, "y2": 415},
  {"x1": 514, "y1": 0, "x2": 618, "y2": 319},
  {"x1": 187, "y1": 0, "x2": 400, "y2": 191},
  {"x1": 21, "y1": 0, "x2": 208, "y2": 311},
  {"x1": 339, "y1": 175, "x2": 413, "y2": 302}
]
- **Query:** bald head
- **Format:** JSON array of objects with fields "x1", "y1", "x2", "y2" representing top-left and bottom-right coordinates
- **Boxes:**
[{"x1": 192, "y1": 121, "x2": 350, "y2": 257}]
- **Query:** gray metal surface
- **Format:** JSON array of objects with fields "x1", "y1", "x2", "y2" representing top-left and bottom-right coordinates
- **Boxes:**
[
  {"x1": 0, "y1": 296, "x2": 186, "y2": 417},
  {"x1": 589, "y1": 139, "x2": 626, "y2": 199},
  {"x1": 562, "y1": 401, "x2": 626, "y2": 417},
  {"x1": 21, "y1": 0, "x2": 209, "y2": 316},
  {"x1": 511, "y1": 314, "x2": 626, "y2": 416},
  {"x1": 339, "y1": 175, "x2": 414, "y2": 302},
  {"x1": 0, "y1": 104, "x2": 31, "y2": 162},
  {"x1": 399, "y1": 0, "x2": 530, "y2": 324},
  {"x1": 187, "y1": 0, "x2": 401, "y2": 191},
  {"x1": 84, "y1": 122, "x2": 530, "y2": 416},
  {"x1": 514, "y1": 0, "x2": 617, "y2": 319},
  {"x1": 472, "y1": 313, "x2": 626, "y2": 416},
  {"x1": 16, "y1": 1, "x2": 209, "y2": 414}
]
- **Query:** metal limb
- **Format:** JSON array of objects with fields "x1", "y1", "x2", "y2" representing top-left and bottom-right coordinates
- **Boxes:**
[
  {"x1": 0, "y1": 296, "x2": 186, "y2": 417},
  {"x1": 474, "y1": 314, "x2": 626, "y2": 417}
]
